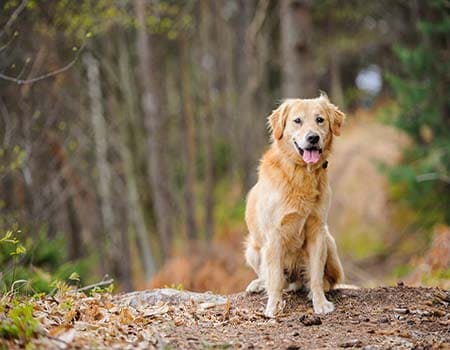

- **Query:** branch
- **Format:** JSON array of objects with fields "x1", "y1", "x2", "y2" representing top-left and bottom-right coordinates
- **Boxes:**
[
  {"x1": 75, "y1": 277, "x2": 114, "y2": 293},
  {"x1": 0, "y1": 31, "x2": 18, "y2": 52},
  {"x1": 0, "y1": 41, "x2": 86, "y2": 85},
  {"x1": 245, "y1": 0, "x2": 271, "y2": 53},
  {"x1": 0, "y1": 0, "x2": 28, "y2": 37},
  {"x1": 416, "y1": 172, "x2": 450, "y2": 184},
  {"x1": 41, "y1": 333, "x2": 70, "y2": 346}
]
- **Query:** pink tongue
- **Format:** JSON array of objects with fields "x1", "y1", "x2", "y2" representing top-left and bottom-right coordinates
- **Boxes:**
[{"x1": 302, "y1": 150, "x2": 320, "y2": 164}]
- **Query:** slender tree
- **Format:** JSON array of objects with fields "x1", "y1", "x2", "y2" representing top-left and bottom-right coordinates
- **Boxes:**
[
  {"x1": 199, "y1": 0, "x2": 215, "y2": 242},
  {"x1": 179, "y1": 36, "x2": 198, "y2": 241},
  {"x1": 134, "y1": 0, "x2": 173, "y2": 258},
  {"x1": 84, "y1": 49, "x2": 127, "y2": 284},
  {"x1": 116, "y1": 33, "x2": 156, "y2": 281}
]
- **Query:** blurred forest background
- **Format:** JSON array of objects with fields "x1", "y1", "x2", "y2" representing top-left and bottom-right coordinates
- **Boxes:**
[{"x1": 0, "y1": 0, "x2": 448, "y2": 294}]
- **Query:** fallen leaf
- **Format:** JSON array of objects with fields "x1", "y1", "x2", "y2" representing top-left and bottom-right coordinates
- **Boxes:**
[{"x1": 119, "y1": 307, "x2": 134, "y2": 324}]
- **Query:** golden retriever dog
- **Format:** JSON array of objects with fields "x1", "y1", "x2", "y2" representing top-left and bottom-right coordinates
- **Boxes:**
[{"x1": 244, "y1": 93, "x2": 345, "y2": 318}]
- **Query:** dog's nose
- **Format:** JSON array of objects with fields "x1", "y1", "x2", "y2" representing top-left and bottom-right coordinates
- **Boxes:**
[{"x1": 306, "y1": 132, "x2": 320, "y2": 144}]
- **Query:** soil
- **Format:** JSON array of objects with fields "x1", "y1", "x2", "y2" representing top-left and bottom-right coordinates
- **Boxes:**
[
  {"x1": 3, "y1": 285, "x2": 448, "y2": 349},
  {"x1": 154, "y1": 286, "x2": 449, "y2": 349}
]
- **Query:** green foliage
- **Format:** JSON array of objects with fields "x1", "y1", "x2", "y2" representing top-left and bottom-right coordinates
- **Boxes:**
[
  {"x1": 338, "y1": 220, "x2": 385, "y2": 260},
  {"x1": 385, "y1": 1, "x2": 450, "y2": 227},
  {"x1": 214, "y1": 179, "x2": 246, "y2": 234},
  {"x1": 163, "y1": 283, "x2": 184, "y2": 291},
  {"x1": 420, "y1": 268, "x2": 450, "y2": 286},
  {"x1": 392, "y1": 264, "x2": 413, "y2": 279},
  {"x1": 0, "y1": 229, "x2": 96, "y2": 294},
  {"x1": 0, "y1": 145, "x2": 26, "y2": 174},
  {"x1": 90, "y1": 283, "x2": 114, "y2": 296},
  {"x1": 0, "y1": 300, "x2": 38, "y2": 343}
]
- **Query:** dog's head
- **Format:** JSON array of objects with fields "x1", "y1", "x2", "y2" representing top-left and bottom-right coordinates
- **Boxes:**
[{"x1": 268, "y1": 93, "x2": 345, "y2": 165}]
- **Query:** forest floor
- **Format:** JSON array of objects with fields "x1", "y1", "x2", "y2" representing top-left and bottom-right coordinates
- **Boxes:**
[{"x1": 3, "y1": 285, "x2": 449, "y2": 349}]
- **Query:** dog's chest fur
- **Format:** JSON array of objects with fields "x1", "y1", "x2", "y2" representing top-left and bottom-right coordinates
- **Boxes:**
[{"x1": 277, "y1": 168, "x2": 325, "y2": 248}]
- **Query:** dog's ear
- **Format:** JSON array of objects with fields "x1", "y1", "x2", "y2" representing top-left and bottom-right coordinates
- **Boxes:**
[
  {"x1": 322, "y1": 97, "x2": 345, "y2": 136},
  {"x1": 268, "y1": 102, "x2": 290, "y2": 140}
]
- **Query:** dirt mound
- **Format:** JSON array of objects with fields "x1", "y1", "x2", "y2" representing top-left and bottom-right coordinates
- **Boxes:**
[
  {"x1": 157, "y1": 286, "x2": 449, "y2": 349},
  {"x1": 18, "y1": 286, "x2": 449, "y2": 349}
]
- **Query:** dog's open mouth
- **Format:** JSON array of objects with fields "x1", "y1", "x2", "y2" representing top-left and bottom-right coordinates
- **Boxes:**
[{"x1": 294, "y1": 141, "x2": 322, "y2": 164}]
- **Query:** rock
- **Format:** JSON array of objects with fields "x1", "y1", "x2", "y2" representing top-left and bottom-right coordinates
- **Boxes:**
[
  {"x1": 300, "y1": 314, "x2": 322, "y2": 326},
  {"x1": 339, "y1": 339, "x2": 362, "y2": 348},
  {"x1": 378, "y1": 316, "x2": 389, "y2": 323},
  {"x1": 117, "y1": 288, "x2": 228, "y2": 308},
  {"x1": 286, "y1": 345, "x2": 301, "y2": 350},
  {"x1": 393, "y1": 308, "x2": 409, "y2": 314}
]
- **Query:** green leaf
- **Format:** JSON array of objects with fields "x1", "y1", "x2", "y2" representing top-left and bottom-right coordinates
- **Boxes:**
[
  {"x1": 14, "y1": 244, "x2": 26, "y2": 255},
  {"x1": 68, "y1": 272, "x2": 80, "y2": 281}
]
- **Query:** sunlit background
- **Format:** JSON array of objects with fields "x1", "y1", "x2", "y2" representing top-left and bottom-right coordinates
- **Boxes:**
[{"x1": 0, "y1": 0, "x2": 448, "y2": 295}]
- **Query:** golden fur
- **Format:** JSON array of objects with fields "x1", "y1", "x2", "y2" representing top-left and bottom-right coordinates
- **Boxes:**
[{"x1": 244, "y1": 94, "x2": 345, "y2": 317}]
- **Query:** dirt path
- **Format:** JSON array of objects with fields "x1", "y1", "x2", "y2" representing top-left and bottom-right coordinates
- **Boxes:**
[
  {"x1": 12, "y1": 285, "x2": 448, "y2": 349},
  {"x1": 158, "y1": 286, "x2": 449, "y2": 349}
]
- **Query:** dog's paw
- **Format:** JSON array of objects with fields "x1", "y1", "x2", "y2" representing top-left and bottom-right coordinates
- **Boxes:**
[
  {"x1": 245, "y1": 278, "x2": 265, "y2": 294},
  {"x1": 264, "y1": 297, "x2": 285, "y2": 318},
  {"x1": 313, "y1": 298, "x2": 334, "y2": 314}
]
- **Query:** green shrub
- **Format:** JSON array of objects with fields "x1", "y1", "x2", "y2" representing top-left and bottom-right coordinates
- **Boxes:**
[
  {"x1": 0, "y1": 229, "x2": 96, "y2": 294},
  {"x1": 385, "y1": 0, "x2": 450, "y2": 229},
  {"x1": 0, "y1": 300, "x2": 38, "y2": 342}
]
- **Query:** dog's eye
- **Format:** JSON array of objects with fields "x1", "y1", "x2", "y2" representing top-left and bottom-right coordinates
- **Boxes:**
[
  {"x1": 316, "y1": 116, "x2": 324, "y2": 124},
  {"x1": 294, "y1": 118, "x2": 302, "y2": 124}
]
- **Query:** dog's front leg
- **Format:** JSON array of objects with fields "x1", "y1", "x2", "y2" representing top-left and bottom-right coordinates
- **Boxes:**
[
  {"x1": 262, "y1": 236, "x2": 285, "y2": 318},
  {"x1": 307, "y1": 226, "x2": 335, "y2": 314}
]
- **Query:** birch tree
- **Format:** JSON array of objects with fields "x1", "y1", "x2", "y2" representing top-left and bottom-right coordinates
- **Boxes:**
[
  {"x1": 84, "y1": 50, "x2": 130, "y2": 285},
  {"x1": 134, "y1": 0, "x2": 173, "y2": 257}
]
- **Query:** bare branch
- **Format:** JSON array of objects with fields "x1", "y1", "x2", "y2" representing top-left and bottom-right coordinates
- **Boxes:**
[
  {"x1": 75, "y1": 277, "x2": 114, "y2": 293},
  {"x1": 416, "y1": 172, "x2": 450, "y2": 184},
  {"x1": 41, "y1": 333, "x2": 70, "y2": 346},
  {"x1": 0, "y1": 41, "x2": 86, "y2": 85},
  {"x1": 0, "y1": 0, "x2": 28, "y2": 37},
  {"x1": 245, "y1": 0, "x2": 271, "y2": 53},
  {"x1": 0, "y1": 31, "x2": 18, "y2": 52}
]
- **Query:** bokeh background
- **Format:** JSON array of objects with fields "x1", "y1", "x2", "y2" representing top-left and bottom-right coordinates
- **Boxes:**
[{"x1": 0, "y1": 0, "x2": 449, "y2": 294}]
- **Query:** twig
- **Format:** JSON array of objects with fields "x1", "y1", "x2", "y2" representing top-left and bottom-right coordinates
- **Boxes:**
[
  {"x1": 7, "y1": 279, "x2": 29, "y2": 297},
  {"x1": 41, "y1": 332, "x2": 70, "y2": 346},
  {"x1": 0, "y1": 32, "x2": 18, "y2": 52},
  {"x1": 0, "y1": 0, "x2": 28, "y2": 37},
  {"x1": 416, "y1": 172, "x2": 450, "y2": 184},
  {"x1": 75, "y1": 278, "x2": 114, "y2": 293},
  {"x1": 0, "y1": 41, "x2": 86, "y2": 85}
]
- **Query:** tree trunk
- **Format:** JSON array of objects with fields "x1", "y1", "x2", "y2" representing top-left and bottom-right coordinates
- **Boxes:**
[
  {"x1": 236, "y1": 0, "x2": 254, "y2": 191},
  {"x1": 179, "y1": 37, "x2": 198, "y2": 241},
  {"x1": 83, "y1": 50, "x2": 124, "y2": 281},
  {"x1": 280, "y1": 0, "x2": 317, "y2": 98},
  {"x1": 330, "y1": 52, "x2": 344, "y2": 108},
  {"x1": 236, "y1": 0, "x2": 270, "y2": 191},
  {"x1": 134, "y1": 0, "x2": 173, "y2": 258},
  {"x1": 119, "y1": 129, "x2": 156, "y2": 282},
  {"x1": 117, "y1": 35, "x2": 156, "y2": 282},
  {"x1": 199, "y1": 0, "x2": 215, "y2": 243}
]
